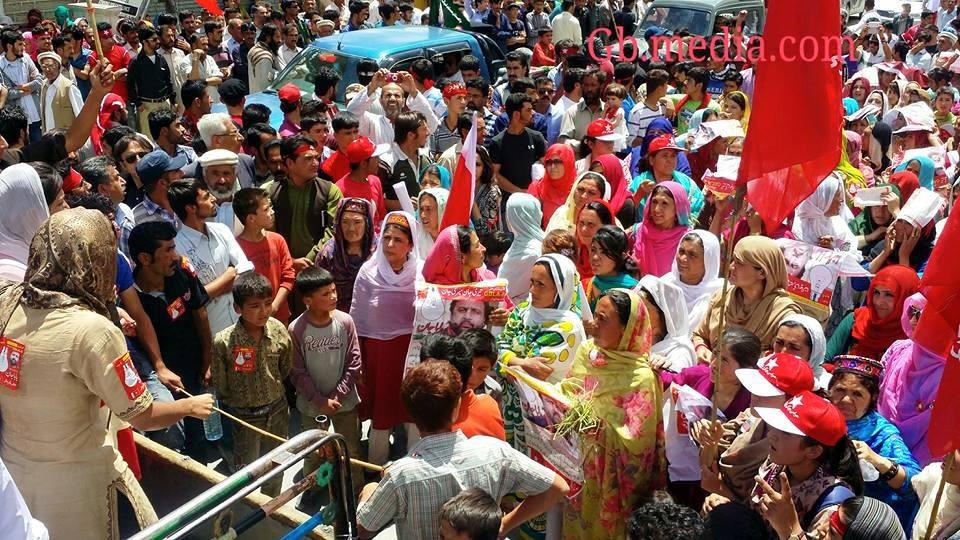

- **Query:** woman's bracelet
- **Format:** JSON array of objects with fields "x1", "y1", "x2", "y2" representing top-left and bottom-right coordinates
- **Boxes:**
[{"x1": 879, "y1": 461, "x2": 900, "y2": 483}]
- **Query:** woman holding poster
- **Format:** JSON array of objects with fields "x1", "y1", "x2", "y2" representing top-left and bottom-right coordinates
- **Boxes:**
[
  {"x1": 560, "y1": 289, "x2": 666, "y2": 540},
  {"x1": 350, "y1": 211, "x2": 421, "y2": 465},
  {"x1": 496, "y1": 253, "x2": 585, "y2": 540},
  {"x1": 422, "y1": 225, "x2": 495, "y2": 285}
]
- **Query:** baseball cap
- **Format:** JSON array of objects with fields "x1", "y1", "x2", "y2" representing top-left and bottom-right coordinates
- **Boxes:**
[
  {"x1": 735, "y1": 353, "x2": 815, "y2": 397},
  {"x1": 755, "y1": 391, "x2": 847, "y2": 446},
  {"x1": 136, "y1": 150, "x2": 188, "y2": 185},
  {"x1": 586, "y1": 119, "x2": 623, "y2": 142},
  {"x1": 647, "y1": 134, "x2": 685, "y2": 155},
  {"x1": 345, "y1": 136, "x2": 390, "y2": 164},
  {"x1": 277, "y1": 83, "x2": 302, "y2": 104},
  {"x1": 219, "y1": 78, "x2": 248, "y2": 101}
]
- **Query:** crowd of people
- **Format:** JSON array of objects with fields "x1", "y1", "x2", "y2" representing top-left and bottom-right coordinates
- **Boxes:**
[{"x1": 0, "y1": 0, "x2": 959, "y2": 539}]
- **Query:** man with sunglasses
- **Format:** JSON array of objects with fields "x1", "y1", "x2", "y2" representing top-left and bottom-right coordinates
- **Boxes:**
[{"x1": 128, "y1": 27, "x2": 177, "y2": 140}]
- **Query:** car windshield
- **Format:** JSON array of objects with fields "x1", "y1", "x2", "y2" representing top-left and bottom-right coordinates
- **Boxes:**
[
  {"x1": 268, "y1": 47, "x2": 365, "y2": 102},
  {"x1": 640, "y1": 6, "x2": 712, "y2": 36}
]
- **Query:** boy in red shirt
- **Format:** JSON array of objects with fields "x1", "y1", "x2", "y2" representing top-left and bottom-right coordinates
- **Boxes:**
[
  {"x1": 531, "y1": 28, "x2": 556, "y2": 67},
  {"x1": 233, "y1": 188, "x2": 296, "y2": 323},
  {"x1": 336, "y1": 136, "x2": 388, "y2": 226}
]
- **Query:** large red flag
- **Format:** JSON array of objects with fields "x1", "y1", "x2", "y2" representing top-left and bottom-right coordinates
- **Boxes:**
[
  {"x1": 736, "y1": 0, "x2": 843, "y2": 232},
  {"x1": 439, "y1": 112, "x2": 477, "y2": 230},
  {"x1": 921, "y1": 207, "x2": 960, "y2": 457}
]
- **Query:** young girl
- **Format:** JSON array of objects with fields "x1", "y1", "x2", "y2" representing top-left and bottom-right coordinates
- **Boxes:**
[{"x1": 603, "y1": 83, "x2": 630, "y2": 154}]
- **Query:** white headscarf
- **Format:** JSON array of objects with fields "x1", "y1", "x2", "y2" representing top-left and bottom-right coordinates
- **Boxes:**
[
  {"x1": 415, "y1": 188, "x2": 449, "y2": 260},
  {"x1": 351, "y1": 211, "x2": 422, "y2": 340},
  {"x1": 779, "y1": 313, "x2": 826, "y2": 382},
  {"x1": 522, "y1": 253, "x2": 586, "y2": 382},
  {"x1": 0, "y1": 164, "x2": 50, "y2": 281},
  {"x1": 499, "y1": 194, "x2": 546, "y2": 304},
  {"x1": 637, "y1": 274, "x2": 697, "y2": 371},
  {"x1": 662, "y1": 229, "x2": 723, "y2": 330},
  {"x1": 791, "y1": 173, "x2": 860, "y2": 258}
]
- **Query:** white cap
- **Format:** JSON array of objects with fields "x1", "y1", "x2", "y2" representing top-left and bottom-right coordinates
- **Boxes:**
[
  {"x1": 735, "y1": 368, "x2": 785, "y2": 397},
  {"x1": 198, "y1": 148, "x2": 239, "y2": 167}
]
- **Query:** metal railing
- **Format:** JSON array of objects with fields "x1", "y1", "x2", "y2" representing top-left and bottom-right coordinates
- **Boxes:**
[{"x1": 130, "y1": 428, "x2": 358, "y2": 540}]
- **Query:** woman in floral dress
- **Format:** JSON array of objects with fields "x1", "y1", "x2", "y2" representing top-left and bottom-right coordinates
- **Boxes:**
[{"x1": 560, "y1": 288, "x2": 667, "y2": 540}]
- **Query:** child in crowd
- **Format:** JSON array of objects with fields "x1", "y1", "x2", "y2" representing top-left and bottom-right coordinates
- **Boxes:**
[
  {"x1": 531, "y1": 28, "x2": 556, "y2": 67},
  {"x1": 603, "y1": 83, "x2": 630, "y2": 153},
  {"x1": 234, "y1": 188, "x2": 296, "y2": 324},
  {"x1": 460, "y1": 328, "x2": 504, "y2": 405},
  {"x1": 288, "y1": 267, "x2": 363, "y2": 498},
  {"x1": 420, "y1": 334, "x2": 505, "y2": 440},
  {"x1": 211, "y1": 272, "x2": 292, "y2": 496},
  {"x1": 438, "y1": 488, "x2": 504, "y2": 540},
  {"x1": 480, "y1": 231, "x2": 512, "y2": 274},
  {"x1": 934, "y1": 87, "x2": 956, "y2": 135}
]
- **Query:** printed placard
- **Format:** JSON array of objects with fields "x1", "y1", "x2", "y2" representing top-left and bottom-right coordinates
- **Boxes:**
[
  {"x1": 113, "y1": 352, "x2": 147, "y2": 401},
  {"x1": 232, "y1": 347, "x2": 257, "y2": 373},
  {"x1": 703, "y1": 154, "x2": 740, "y2": 199},
  {"x1": 777, "y1": 239, "x2": 871, "y2": 317},
  {"x1": 0, "y1": 337, "x2": 25, "y2": 391},
  {"x1": 167, "y1": 297, "x2": 186, "y2": 321},
  {"x1": 404, "y1": 280, "x2": 508, "y2": 377}
]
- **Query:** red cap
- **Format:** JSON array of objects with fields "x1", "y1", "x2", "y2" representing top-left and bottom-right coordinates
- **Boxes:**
[
  {"x1": 345, "y1": 136, "x2": 390, "y2": 164},
  {"x1": 277, "y1": 83, "x2": 302, "y2": 104},
  {"x1": 63, "y1": 167, "x2": 83, "y2": 193},
  {"x1": 98, "y1": 28, "x2": 113, "y2": 40},
  {"x1": 735, "y1": 353, "x2": 815, "y2": 397},
  {"x1": 647, "y1": 134, "x2": 685, "y2": 155},
  {"x1": 442, "y1": 82, "x2": 467, "y2": 100},
  {"x1": 756, "y1": 391, "x2": 847, "y2": 446},
  {"x1": 586, "y1": 119, "x2": 622, "y2": 142}
]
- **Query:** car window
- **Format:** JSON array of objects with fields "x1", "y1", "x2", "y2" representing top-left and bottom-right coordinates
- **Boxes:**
[
  {"x1": 640, "y1": 6, "x2": 711, "y2": 35},
  {"x1": 391, "y1": 57, "x2": 426, "y2": 72},
  {"x1": 269, "y1": 48, "x2": 362, "y2": 103}
]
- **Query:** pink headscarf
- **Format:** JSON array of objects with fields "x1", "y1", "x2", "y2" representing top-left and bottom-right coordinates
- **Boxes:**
[
  {"x1": 899, "y1": 292, "x2": 927, "y2": 337},
  {"x1": 632, "y1": 181, "x2": 691, "y2": 277},
  {"x1": 421, "y1": 225, "x2": 495, "y2": 285},
  {"x1": 592, "y1": 154, "x2": 629, "y2": 216}
]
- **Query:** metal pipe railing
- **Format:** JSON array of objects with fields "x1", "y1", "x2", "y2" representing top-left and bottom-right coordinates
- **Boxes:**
[{"x1": 130, "y1": 428, "x2": 357, "y2": 540}]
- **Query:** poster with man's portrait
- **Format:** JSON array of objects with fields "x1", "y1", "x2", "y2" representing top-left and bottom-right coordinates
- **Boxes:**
[
  {"x1": 776, "y1": 239, "x2": 871, "y2": 318},
  {"x1": 403, "y1": 279, "x2": 508, "y2": 377}
]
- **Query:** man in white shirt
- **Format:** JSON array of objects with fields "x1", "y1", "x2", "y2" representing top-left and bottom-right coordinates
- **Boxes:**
[
  {"x1": 37, "y1": 51, "x2": 82, "y2": 134},
  {"x1": 938, "y1": 0, "x2": 958, "y2": 30},
  {"x1": 187, "y1": 33, "x2": 223, "y2": 103},
  {"x1": 169, "y1": 177, "x2": 253, "y2": 335},
  {"x1": 278, "y1": 22, "x2": 302, "y2": 67},
  {"x1": 552, "y1": 0, "x2": 582, "y2": 45},
  {"x1": 0, "y1": 30, "x2": 42, "y2": 142},
  {"x1": 158, "y1": 25, "x2": 191, "y2": 108},
  {"x1": 199, "y1": 149, "x2": 243, "y2": 234},
  {"x1": 346, "y1": 68, "x2": 439, "y2": 147}
]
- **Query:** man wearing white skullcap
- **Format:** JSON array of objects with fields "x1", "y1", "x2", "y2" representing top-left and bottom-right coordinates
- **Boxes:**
[
  {"x1": 199, "y1": 148, "x2": 242, "y2": 233},
  {"x1": 38, "y1": 50, "x2": 82, "y2": 134}
]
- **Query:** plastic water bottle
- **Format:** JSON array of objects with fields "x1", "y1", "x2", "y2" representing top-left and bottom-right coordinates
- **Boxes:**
[{"x1": 203, "y1": 388, "x2": 223, "y2": 441}]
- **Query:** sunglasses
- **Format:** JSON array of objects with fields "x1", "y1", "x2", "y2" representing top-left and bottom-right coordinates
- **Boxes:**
[
  {"x1": 124, "y1": 151, "x2": 147, "y2": 164},
  {"x1": 544, "y1": 159, "x2": 563, "y2": 166}
]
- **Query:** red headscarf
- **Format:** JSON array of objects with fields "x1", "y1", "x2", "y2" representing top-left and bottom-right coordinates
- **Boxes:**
[
  {"x1": 592, "y1": 153, "x2": 629, "y2": 216},
  {"x1": 91, "y1": 93, "x2": 125, "y2": 156},
  {"x1": 850, "y1": 264, "x2": 920, "y2": 360},
  {"x1": 528, "y1": 144, "x2": 575, "y2": 228},
  {"x1": 575, "y1": 199, "x2": 616, "y2": 280},
  {"x1": 889, "y1": 170, "x2": 920, "y2": 206},
  {"x1": 421, "y1": 225, "x2": 495, "y2": 285}
]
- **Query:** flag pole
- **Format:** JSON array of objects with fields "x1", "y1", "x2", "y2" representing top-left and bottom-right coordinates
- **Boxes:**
[
  {"x1": 710, "y1": 185, "x2": 747, "y2": 424},
  {"x1": 85, "y1": 0, "x2": 105, "y2": 59},
  {"x1": 922, "y1": 452, "x2": 956, "y2": 540}
]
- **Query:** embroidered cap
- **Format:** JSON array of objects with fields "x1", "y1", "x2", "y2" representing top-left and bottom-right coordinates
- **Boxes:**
[
  {"x1": 442, "y1": 82, "x2": 467, "y2": 100},
  {"x1": 755, "y1": 391, "x2": 847, "y2": 446},
  {"x1": 830, "y1": 355, "x2": 884, "y2": 383},
  {"x1": 735, "y1": 352, "x2": 815, "y2": 397},
  {"x1": 385, "y1": 212, "x2": 411, "y2": 231}
]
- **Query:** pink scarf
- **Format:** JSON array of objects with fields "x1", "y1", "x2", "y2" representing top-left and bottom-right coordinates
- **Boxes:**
[
  {"x1": 422, "y1": 226, "x2": 495, "y2": 285},
  {"x1": 633, "y1": 181, "x2": 691, "y2": 277}
]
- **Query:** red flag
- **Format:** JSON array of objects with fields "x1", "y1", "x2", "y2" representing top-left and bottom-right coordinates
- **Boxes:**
[
  {"x1": 195, "y1": 0, "x2": 225, "y2": 16},
  {"x1": 439, "y1": 112, "x2": 477, "y2": 230},
  {"x1": 736, "y1": 0, "x2": 842, "y2": 232},
  {"x1": 920, "y1": 207, "x2": 960, "y2": 457}
]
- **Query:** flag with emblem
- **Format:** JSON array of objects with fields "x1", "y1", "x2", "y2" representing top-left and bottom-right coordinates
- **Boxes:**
[
  {"x1": 439, "y1": 112, "x2": 478, "y2": 230},
  {"x1": 919, "y1": 206, "x2": 960, "y2": 457}
]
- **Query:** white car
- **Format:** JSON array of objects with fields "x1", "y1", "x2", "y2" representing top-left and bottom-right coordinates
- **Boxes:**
[{"x1": 872, "y1": 0, "x2": 925, "y2": 22}]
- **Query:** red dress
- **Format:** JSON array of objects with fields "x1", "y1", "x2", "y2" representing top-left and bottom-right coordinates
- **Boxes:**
[{"x1": 358, "y1": 334, "x2": 412, "y2": 429}]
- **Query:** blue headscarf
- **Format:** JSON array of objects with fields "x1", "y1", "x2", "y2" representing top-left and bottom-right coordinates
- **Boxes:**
[
  {"x1": 420, "y1": 164, "x2": 452, "y2": 190},
  {"x1": 893, "y1": 155, "x2": 935, "y2": 190},
  {"x1": 843, "y1": 97, "x2": 861, "y2": 116}
]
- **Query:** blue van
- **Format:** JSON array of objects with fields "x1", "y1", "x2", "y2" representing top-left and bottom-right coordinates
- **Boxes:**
[{"x1": 245, "y1": 26, "x2": 505, "y2": 127}]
